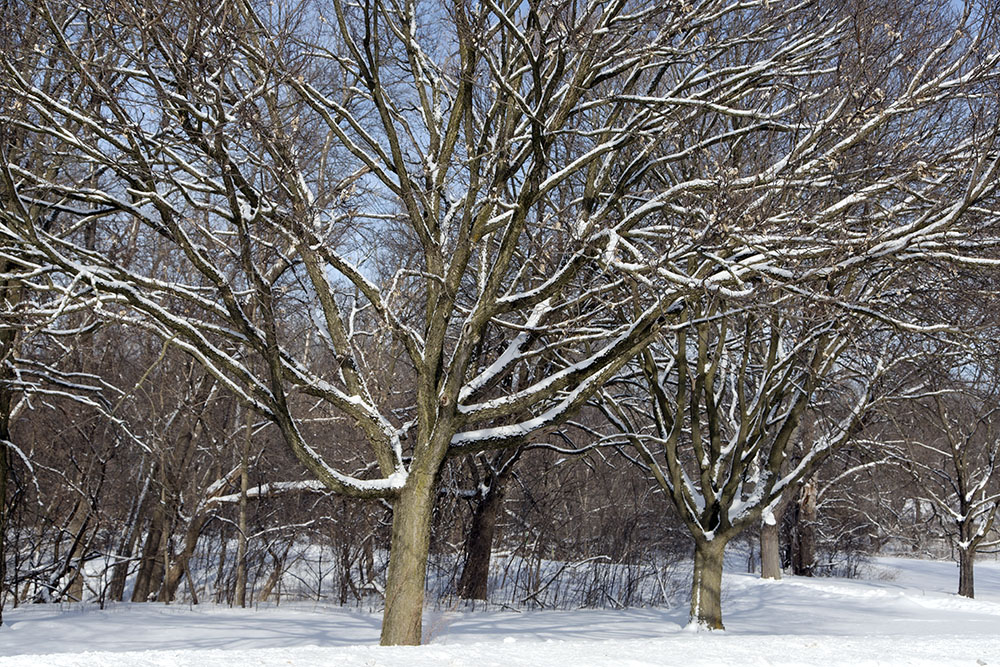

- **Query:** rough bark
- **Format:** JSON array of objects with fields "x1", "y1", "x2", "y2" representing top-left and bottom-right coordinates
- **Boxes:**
[
  {"x1": 958, "y1": 545, "x2": 975, "y2": 598},
  {"x1": 379, "y1": 472, "x2": 437, "y2": 646},
  {"x1": 235, "y1": 413, "x2": 251, "y2": 608},
  {"x1": 793, "y1": 479, "x2": 818, "y2": 577},
  {"x1": 457, "y1": 490, "x2": 502, "y2": 600},
  {"x1": 690, "y1": 537, "x2": 728, "y2": 630},
  {"x1": 131, "y1": 500, "x2": 168, "y2": 602},
  {"x1": 760, "y1": 520, "x2": 782, "y2": 580},
  {"x1": 0, "y1": 426, "x2": 8, "y2": 626}
]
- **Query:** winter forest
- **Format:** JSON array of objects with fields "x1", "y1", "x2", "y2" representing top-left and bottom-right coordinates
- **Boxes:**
[{"x1": 2, "y1": 0, "x2": 1000, "y2": 660}]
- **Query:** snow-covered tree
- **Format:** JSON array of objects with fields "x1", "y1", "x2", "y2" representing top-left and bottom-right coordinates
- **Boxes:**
[
  {"x1": 3, "y1": 0, "x2": 999, "y2": 642},
  {"x1": 896, "y1": 376, "x2": 1000, "y2": 598},
  {"x1": 0, "y1": 0, "x2": 720, "y2": 643},
  {"x1": 597, "y1": 0, "x2": 1000, "y2": 629},
  {"x1": 602, "y1": 295, "x2": 917, "y2": 628}
]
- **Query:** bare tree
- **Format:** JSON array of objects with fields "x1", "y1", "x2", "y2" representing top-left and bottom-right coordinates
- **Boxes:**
[
  {"x1": 0, "y1": 0, "x2": 706, "y2": 643},
  {"x1": 598, "y1": 0, "x2": 1000, "y2": 629},
  {"x1": 3, "y1": 0, "x2": 1000, "y2": 643},
  {"x1": 603, "y1": 294, "x2": 918, "y2": 628},
  {"x1": 897, "y1": 381, "x2": 1000, "y2": 598}
]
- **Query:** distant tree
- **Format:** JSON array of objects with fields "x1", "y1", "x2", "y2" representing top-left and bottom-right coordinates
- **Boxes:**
[
  {"x1": 895, "y1": 378, "x2": 1000, "y2": 598},
  {"x1": 603, "y1": 295, "x2": 921, "y2": 628}
]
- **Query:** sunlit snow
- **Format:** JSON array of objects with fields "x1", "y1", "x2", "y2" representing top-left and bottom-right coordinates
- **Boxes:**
[{"x1": 1, "y1": 556, "x2": 998, "y2": 666}]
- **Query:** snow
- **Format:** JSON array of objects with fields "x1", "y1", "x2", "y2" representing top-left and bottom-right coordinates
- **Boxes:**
[{"x1": 2, "y1": 556, "x2": 999, "y2": 665}]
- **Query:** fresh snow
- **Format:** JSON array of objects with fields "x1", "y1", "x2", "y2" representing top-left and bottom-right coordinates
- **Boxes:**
[{"x1": 1, "y1": 556, "x2": 998, "y2": 665}]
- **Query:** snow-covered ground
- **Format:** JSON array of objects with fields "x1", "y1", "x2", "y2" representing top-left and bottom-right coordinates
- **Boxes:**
[{"x1": 1, "y1": 556, "x2": 998, "y2": 666}]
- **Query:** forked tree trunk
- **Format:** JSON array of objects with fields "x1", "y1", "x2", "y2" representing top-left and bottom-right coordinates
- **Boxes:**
[
  {"x1": 689, "y1": 537, "x2": 728, "y2": 630},
  {"x1": 159, "y1": 513, "x2": 209, "y2": 603},
  {"x1": 257, "y1": 541, "x2": 292, "y2": 603},
  {"x1": 457, "y1": 480, "x2": 506, "y2": 600},
  {"x1": 760, "y1": 520, "x2": 782, "y2": 580},
  {"x1": 379, "y1": 472, "x2": 437, "y2": 646},
  {"x1": 958, "y1": 546, "x2": 975, "y2": 598}
]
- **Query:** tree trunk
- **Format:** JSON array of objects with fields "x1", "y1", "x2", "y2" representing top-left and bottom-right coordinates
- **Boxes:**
[
  {"x1": 760, "y1": 519, "x2": 782, "y2": 580},
  {"x1": 689, "y1": 537, "x2": 727, "y2": 630},
  {"x1": 213, "y1": 537, "x2": 229, "y2": 604},
  {"x1": 109, "y1": 505, "x2": 146, "y2": 601},
  {"x1": 958, "y1": 546, "x2": 975, "y2": 598},
  {"x1": 0, "y1": 436, "x2": 8, "y2": 626},
  {"x1": 109, "y1": 460, "x2": 154, "y2": 601},
  {"x1": 457, "y1": 481, "x2": 506, "y2": 600},
  {"x1": 159, "y1": 512, "x2": 209, "y2": 603},
  {"x1": 0, "y1": 353, "x2": 15, "y2": 625},
  {"x1": 65, "y1": 500, "x2": 91, "y2": 602},
  {"x1": 760, "y1": 494, "x2": 791, "y2": 580},
  {"x1": 235, "y1": 413, "x2": 251, "y2": 608},
  {"x1": 793, "y1": 479, "x2": 817, "y2": 577},
  {"x1": 362, "y1": 533, "x2": 375, "y2": 583},
  {"x1": 257, "y1": 541, "x2": 292, "y2": 603},
  {"x1": 132, "y1": 502, "x2": 168, "y2": 602},
  {"x1": 379, "y1": 473, "x2": 437, "y2": 646},
  {"x1": 1, "y1": 274, "x2": 18, "y2": 626}
]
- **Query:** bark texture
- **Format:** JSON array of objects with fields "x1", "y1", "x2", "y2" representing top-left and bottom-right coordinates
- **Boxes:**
[
  {"x1": 958, "y1": 547, "x2": 975, "y2": 598},
  {"x1": 760, "y1": 520, "x2": 782, "y2": 580},
  {"x1": 457, "y1": 491, "x2": 501, "y2": 600},
  {"x1": 689, "y1": 538, "x2": 727, "y2": 630},
  {"x1": 380, "y1": 474, "x2": 437, "y2": 645},
  {"x1": 793, "y1": 479, "x2": 817, "y2": 577},
  {"x1": 0, "y1": 431, "x2": 8, "y2": 626}
]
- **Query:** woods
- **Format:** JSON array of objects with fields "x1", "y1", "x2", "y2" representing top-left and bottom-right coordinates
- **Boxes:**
[{"x1": 2, "y1": 0, "x2": 1000, "y2": 644}]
